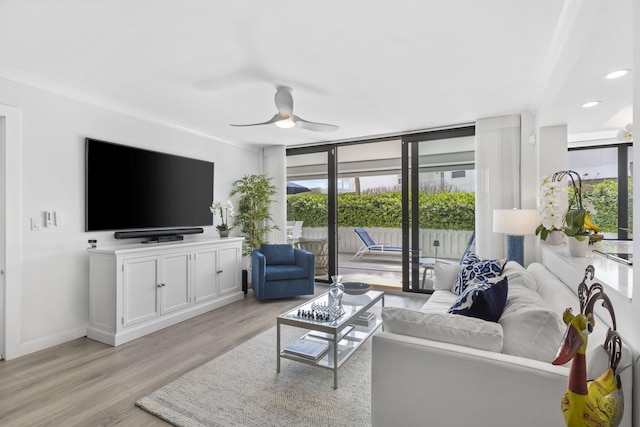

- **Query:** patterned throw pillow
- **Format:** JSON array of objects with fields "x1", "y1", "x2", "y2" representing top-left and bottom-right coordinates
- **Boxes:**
[
  {"x1": 452, "y1": 252, "x2": 506, "y2": 295},
  {"x1": 448, "y1": 276, "x2": 509, "y2": 322}
]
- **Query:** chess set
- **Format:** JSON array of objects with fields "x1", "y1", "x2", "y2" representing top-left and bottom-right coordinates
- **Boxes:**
[{"x1": 294, "y1": 302, "x2": 345, "y2": 322}]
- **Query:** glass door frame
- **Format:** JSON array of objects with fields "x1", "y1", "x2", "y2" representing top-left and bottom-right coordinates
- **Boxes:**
[
  {"x1": 286, "y1": 145, "x2": 337, "y2": 281},
  {"x1": 402, "y1": 126, "x2": 476, "y2": 293}
]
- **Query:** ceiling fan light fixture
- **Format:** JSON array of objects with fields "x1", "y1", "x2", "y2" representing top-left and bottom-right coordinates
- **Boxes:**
[
  {"x1": 605, "y1": 69, "x2": 631, "y2": 79},
  {"x1": 275, "y1": 117, "x2": 295, "y2": 128},
  {"x1": 582, "y1": 101, "x2": 600, "y2": 108}
]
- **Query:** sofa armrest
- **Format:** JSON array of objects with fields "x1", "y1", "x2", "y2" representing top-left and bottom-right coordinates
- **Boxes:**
[{"x1": 372, "y1": 331, "x2": 569, "y2": 427}]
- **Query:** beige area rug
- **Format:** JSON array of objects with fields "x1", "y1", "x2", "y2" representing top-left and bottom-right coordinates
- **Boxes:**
[{"x1": 136, "y1": 326, "x2": 371, "y2": 427}]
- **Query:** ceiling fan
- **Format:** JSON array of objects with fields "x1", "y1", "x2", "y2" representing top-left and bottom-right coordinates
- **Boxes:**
[{"x1": 230, "y1": 86, "x2": 339, "y2": 132}]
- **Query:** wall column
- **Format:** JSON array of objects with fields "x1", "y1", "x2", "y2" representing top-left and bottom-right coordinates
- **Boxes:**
[
  {"x1": 260, "y1": 145, "x2": 287, "y2": 244},
  {"x1": 475, "y1": 115, "x2": 521, "y2": 260}
]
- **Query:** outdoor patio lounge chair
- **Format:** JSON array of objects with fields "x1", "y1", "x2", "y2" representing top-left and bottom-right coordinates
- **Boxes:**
[{"x1": 351, "y1": 227, "x2": 420, "y2": 260}]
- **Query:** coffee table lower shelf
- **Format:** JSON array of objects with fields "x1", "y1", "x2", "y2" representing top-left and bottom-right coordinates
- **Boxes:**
[
  {"x1": 276, "y1": 290, "x2": 385, "y2": 389},
  {"x1": 280, "y1": 320, "x2": 381, "y2": 366}
]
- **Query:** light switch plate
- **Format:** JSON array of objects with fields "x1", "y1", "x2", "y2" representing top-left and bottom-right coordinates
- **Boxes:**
[{"x1": 54, "y1": 211, "x2": 63, "y2": 226}]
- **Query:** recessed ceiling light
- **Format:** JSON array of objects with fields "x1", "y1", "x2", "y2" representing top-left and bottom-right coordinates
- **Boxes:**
[
  {"x1": 605, "y1": 69, "x2": 631, "y2": 79},
  {"x1": 582, "y1": 101, "x2": 600, "y2": 108}
]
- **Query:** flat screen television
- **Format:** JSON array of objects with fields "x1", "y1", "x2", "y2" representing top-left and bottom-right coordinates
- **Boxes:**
[{"x1": 85, "y1": 138, "x2": 214, "y2": 237}]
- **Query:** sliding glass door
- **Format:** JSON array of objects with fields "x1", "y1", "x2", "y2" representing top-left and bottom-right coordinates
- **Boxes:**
[
  {"x1": 286, "y1": 147, "x2": 334, "y2": 282},
  {"x1": 286, "y1": 125, "x2": 476, "y2": 292},
  {"x1": 404, "y1": 127, "x2": 476, "y2": 292},
  {"x1": 336, "y1": 140, "x2": 404, "y2": 288}
]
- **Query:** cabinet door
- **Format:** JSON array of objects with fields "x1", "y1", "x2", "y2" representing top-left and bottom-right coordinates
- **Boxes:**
[
  {"x1": 123, "y1": 257, "x2": 159, "y2": 327},
  {"x1": 218, "y1": 244, "x2": 240, "y2": 295},
  {"x1": 193, "y1": 247, "x2": 218, "y2": 304},
  {"x1": 160, "y1": 252, "x2": 191, "y2": 314}
]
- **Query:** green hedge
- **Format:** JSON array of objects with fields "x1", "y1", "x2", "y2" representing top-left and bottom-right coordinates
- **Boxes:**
[
  {"x1": 286, "y1": 179, "x2": 628, "y2": 233},
  {"x1": 287, "y1": 191, "x2": 475, "y2": 230},
  {"x1": 581, "y1": 179, "x2": 633, "y2": 233}
]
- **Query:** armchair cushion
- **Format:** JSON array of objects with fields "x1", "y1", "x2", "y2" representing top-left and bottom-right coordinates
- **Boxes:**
[
  {"x1": 265, "y1": 265, "x2": 309, "y2": 281},
  {"x1": 260, "y1": 244, "x2": 295, "y2": 265}
]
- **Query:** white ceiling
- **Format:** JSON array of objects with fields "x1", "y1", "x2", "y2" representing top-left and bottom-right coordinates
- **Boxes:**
[{"x1": 0, "y1": 0, "x2": 633, "y2": 148}]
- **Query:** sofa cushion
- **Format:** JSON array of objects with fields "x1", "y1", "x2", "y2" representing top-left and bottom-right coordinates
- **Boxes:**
[
  {"x1": 382, "y1": 307, "x2": 503, "y2": 352},
  {"x1": 433, "y1": 263, "x2": 461, "y2": 290},
  {"x1": 420, "y1": 290, "x2": 458, "y2": 313},
  {"x1": 498, "y1": 284, "x2": 566, "y2": 363},
  {"x1": 452, "y1": 253, "x2": 506, "y2": 295},
  {"x1": 260, "y1": 244, "x2": 295, "y2": 265},
  {"x1": 501, "y1": 261, "x2": 538, "y2": 292},
  {"x1": 448, "y1": 276, "x2": 508, "y2": 322}
]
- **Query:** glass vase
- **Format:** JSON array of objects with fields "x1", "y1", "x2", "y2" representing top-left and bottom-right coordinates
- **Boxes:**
[{"x1": 329, "y1": 275, "x2": 345, "y2": 310}]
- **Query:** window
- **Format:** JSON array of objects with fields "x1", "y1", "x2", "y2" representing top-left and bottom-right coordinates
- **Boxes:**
[{"x1": 568, "y1": 143, "x2": 632, "y2": 240}]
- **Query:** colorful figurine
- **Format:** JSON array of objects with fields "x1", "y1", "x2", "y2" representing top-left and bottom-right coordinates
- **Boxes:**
[{"x1": 552, "y1": 266, "x2": 623, "y2": 427}]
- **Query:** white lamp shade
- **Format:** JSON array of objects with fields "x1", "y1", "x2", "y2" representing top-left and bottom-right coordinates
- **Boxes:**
[{"x1": 493, "y1": 209, "x2": 538, "y2": 235}]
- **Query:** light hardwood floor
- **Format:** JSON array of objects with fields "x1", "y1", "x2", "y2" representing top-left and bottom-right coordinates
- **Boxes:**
[{"x1": 0, "y1": 286, "x2": 426, "y2": 427}]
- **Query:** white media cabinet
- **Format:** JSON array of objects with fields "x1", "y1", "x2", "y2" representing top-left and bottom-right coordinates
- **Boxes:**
[{"x1": 87, "y1": 237, "x2": 244, "y2": 346}]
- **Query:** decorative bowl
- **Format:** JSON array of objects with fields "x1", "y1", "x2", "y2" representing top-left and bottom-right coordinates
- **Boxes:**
[{"x1": 341, "y1": 282, "x2": 372, "y2": 295}]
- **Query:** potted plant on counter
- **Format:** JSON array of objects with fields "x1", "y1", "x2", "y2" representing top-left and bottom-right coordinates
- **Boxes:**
[
  {"x1": 551, "y1": 170, "x2": 601, "y2": 256},
  {"x1": 210, "y1": 200, "x2": 234, "y2": 237}
]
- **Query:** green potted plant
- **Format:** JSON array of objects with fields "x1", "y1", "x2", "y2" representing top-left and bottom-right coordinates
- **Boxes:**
[
  {"x1": 230, "y1": 174, "x2": 279, "y2": 257},
  {"x1": 550, "y1": 170, "x2": 601, "y2": 256}
]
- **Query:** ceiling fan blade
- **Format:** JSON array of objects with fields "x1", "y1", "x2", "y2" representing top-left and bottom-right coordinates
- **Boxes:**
[
  {"x1": 230, "y1": 113, "x2": 280, "y2": 127},
  {"x1": 292, "y1": 115, "x2": 339, "y2": 132},
  {"x1": 274, "y1": 86, "x2": 294, "y2": 117}
]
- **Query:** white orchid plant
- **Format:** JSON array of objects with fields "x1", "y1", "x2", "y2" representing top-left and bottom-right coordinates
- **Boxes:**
[
  {"x1": 536, "y1": 174, "x2": 567, "y2": 240},
  {"x1": 210, "y1": 200, "x2": 234, "y2": 231},
  {"x1": 537, "y1": 170, "x2": 601, "y2": 242}
]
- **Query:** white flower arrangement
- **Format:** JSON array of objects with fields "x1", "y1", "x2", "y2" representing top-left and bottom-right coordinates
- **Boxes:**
[
  {"x1": 210, "y1": 200, "x2": 234, "y2": 231},
  {"x1": 536, "y1": 175, "x2": 567, "y2": 240}
]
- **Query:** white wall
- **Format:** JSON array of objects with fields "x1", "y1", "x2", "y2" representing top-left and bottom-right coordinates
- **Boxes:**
[
  {"x1": 632, "y1": 0, "x2": 640, "y2": 349},
  {"x1": 0, "y1": 77, "x2": 259, "y2": 358}
]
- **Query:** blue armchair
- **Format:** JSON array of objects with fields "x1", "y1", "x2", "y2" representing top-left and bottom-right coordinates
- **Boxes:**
[{"x1": 251, "y1": 244, "x2": 315, "y2": 300}]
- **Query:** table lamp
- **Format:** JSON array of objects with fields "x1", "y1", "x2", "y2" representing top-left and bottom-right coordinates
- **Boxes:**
[{"x1": 493, "y1": 209, "x2": 538, "y2": 266}]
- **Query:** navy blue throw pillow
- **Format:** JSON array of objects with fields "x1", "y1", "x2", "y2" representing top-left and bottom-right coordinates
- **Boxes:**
[{"x1": 448, "y1": 276, "x2": 509, "y2": 322}]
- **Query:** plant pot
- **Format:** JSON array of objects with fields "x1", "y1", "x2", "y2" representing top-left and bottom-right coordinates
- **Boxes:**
[
  {"x1": 567, "y1": 237, "x2": 589, "y2": 257},
  {"x1": 546, "y1": 230, "x2": 564, "y2": 245},
  {"x1": 218, "y1": 230, "x2": 230, "y2": 238}
]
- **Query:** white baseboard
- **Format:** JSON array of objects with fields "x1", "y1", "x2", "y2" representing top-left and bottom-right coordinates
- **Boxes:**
[{"x1": 14, "y1": 326, "x2": 89, "y2": 360}]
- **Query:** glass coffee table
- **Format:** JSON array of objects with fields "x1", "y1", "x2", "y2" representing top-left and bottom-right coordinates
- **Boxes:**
[{"x1": 277, "y1": 289, "x2": 384, "y2": 389}]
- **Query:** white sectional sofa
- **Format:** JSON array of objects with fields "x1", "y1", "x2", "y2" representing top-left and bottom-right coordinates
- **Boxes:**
[{"x1": 372, "y1": 261, "x2": 635, "y2": 427}]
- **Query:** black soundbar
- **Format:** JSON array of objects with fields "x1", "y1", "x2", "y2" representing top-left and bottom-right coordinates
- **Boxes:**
[{"x1": 114, "y1": 227, "x2": 204, "y2": 240}]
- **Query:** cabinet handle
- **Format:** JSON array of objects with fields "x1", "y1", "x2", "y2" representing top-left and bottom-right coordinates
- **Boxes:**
[
  {"x1": 157, "y1": 283, "x2": 166, "y2": 288},
  {"x1": 216, "y1": 270, "x2": 223, "y2": 274}
]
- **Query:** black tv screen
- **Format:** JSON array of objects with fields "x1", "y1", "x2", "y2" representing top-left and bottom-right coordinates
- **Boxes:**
[{"x1": 85, "y1": 138, "x2": 214, "y2": 232}]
